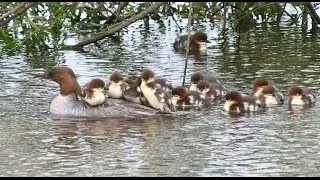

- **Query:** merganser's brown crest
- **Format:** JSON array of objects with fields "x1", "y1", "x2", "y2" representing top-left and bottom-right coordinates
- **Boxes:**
[
  {"x1": 172, "y1": 87, "x2": 187, "y2": 100},
  {"x1": 225, "y1": 91, "x2": 243, "y2": 103},
  {"x1": 192, "y1": 32, "x2": 208, "y2": 43},
  {"x1": 252, "y1": 77, "x2": 269, "y2": 90},
  {"x1": 288, "y1": 86, "x2": 303, "y2": 96},
  {"x1": 261, "y1": 84, "x2": 276, "y2": 95},
  {"x1": 110, "y1": 71, "x2": 124, "y2": 82},
  {"x1": 196, "y1": 80, "x2": 211, "y2": 91},
  {"x1": 46, "y1": 66, "x2": 82, "y2": 97},
  {"x1": 87, "y1": 79, "x2": 105, "y2": 91},
  {"x1": 191, "y1": 72, "x2": 205, "y2": 84},
  {"x1": 141, "y1": 69, "x2": 155, "y2": 82}
]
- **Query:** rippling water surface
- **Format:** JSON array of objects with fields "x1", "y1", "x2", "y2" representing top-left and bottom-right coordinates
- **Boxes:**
[{"x1": 1, "y1": 17, "x2": 320, "y2": 176}]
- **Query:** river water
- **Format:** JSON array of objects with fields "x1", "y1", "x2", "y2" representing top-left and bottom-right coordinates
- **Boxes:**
[{"x1": 1, "y1": 15, "x2": 320, "y2": 176}]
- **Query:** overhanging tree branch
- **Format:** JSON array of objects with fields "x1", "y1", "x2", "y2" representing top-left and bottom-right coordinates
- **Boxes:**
[
  {"x1": 0, "y1": 2, "x2": 36, "y2": 26},
  {"x1": 70, "y1": 2, "x2": 166, "y2": 50}
]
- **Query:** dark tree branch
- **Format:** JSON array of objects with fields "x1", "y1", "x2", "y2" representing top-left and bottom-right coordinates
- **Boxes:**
[
  {"x1": 0, "y1": 2, "x2": 36, "y2": 26},
  {"x1": 70, "y1": 2, "x2": 166, "y2": 50},
  {"x1": 305, "y1": 2, "x2": 320, "y2": 24}
]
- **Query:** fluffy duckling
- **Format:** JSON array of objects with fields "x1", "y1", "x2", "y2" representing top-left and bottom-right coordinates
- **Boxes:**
[
  {"x1": 173, "y1": 31, "x2": 210, "y2": 52},
  {"x1": 105, "y1": 71, "x2": 128, "y2": 99},
  {"x1": 196, "y1": 79, "x2": 228, "y2": 104},
  {"x1": 171, "y1": 86, "x2": 211, "y2": 110},
  {"x1": 81, "y1": 78, "x2": 107, "y2": 107},
  {"x1": 251, "y1": 77, "x2": 279, "y2": 97},
  {"x1": 140, "y1": 69, "x2": 175, "y2": 113},
  {"x1": 224, "y1": 91, "x2": 264, "y2": 115},
  {"x1": 189, "y1": 72, "x2": 223, "y2": 91},
  {"x1": 288, "y1": 85, "x2": 316, "y2": 108},
  {"x1": 258, "y1": 84, "x2": 284, "y2": 107}
]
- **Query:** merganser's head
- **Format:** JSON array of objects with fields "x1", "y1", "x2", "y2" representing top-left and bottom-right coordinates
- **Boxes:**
[
  {"x1": 288, "y1": 86, "x2": 306, "y2": 105},
  {"x1": 196, "y1": 79, "x2": 211, "y2": 94},
  {"x1": 189, "y1": 72, "x2": 205, "y2": 91},
  {"x1": 251, "y1": 77, "x2": 270, "y2": 97},
  {"x1": 86, "y1": 78, "x2": 105, "y2": 92},
  {"x1": 40, "y1": 66, "x2": 82, "y2": 97},
  {"x1": 191, "y1": 32, "x2": 209, "y2": 51},
  {"x1": 171, "y1": 86, "x2": 188, "y2": 106},
  {"x1": 109, "y1": 71, "x2": 124, "y2": 84},
  {"x1": 260, "y1": 84, "x2": 284, "y2": 105},
  {"x1": 191, "y1": 32, "x2": 209, "y2": 44},
  {"x1": 140, "y1": 69, "x2": 156, "y2": 84},
  {"x1": 224, "y1": 91, "x2": 244, "y2": 112}
]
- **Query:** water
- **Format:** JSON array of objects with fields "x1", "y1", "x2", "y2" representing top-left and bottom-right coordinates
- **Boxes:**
[{"x1": 1, "y1": 16, "x2": 320, "y2": 176}]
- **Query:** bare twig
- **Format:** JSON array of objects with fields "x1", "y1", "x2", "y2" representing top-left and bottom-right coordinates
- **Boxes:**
[
  {"x1": 305, "y1": 2, "x2": 320, "y2": 24},
  {"x1": 70, "y1": 2, "x2": 166, "y2": 50},
  {"x1": 113, "y1": 2, "x2": 129, "y2": 23},
  {"x1": 182, "y1": 2, "x2": 193, "y2": 86},
  {"x1": 0, "y1": 2, "x2": 36, "y2": 26},
  {"x1": 0, "y1": 2, "x2": 28, "y2": 22}
]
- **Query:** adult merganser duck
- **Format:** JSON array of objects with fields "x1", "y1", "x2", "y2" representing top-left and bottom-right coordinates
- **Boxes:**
[
  {"x1": 288, "y1": 85, "x2": 316, "y2": 108},
  {"x1": 189, "y1": 72, "x2": 223, "y2": 91},
  {"x1": 224, "y1": 91, "x2": 263, "y2": 115},
  {"x1": 196, "y1": 79, "x2": 227, "y2": 104},
  {"x1": 173, "y1": 31, "x2": 210, "y2": 52},
  {"x1": 140, "y1": 69, "x2": 175, "y2": 113},
  {"x1": 81, "y1": 78, "x2": 107, "y2": 107},
  {"x1": 105, "y1": 71, "x2": 128, "y2": 99},
  {"x1": 35, "y1": 66, "x2": 157, "y2": 119},
  {"x1": 258, "y1": 84, "x2": 284, "y2": 107},
  {"x1": 171, "y1": 86, "x2": 210, "y2": 111}
]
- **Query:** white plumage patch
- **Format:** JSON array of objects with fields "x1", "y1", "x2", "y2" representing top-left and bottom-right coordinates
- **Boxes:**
[
  {"x1": 189, "y1": 95, "x2": 195, "y2": 104},
  {"x1": 140, "y1": 80, "x2": 165, "y2": 110},
  {"x1": 84, "y1": 91, "x2": 106, "y2": 106},
  {"x1": 264, "y1": 95, "x2": 279, "y2": 105},
  {"x1": 171, "y1": 95, "x2": 180, "y2": 106},
  {"x1": 107, "y1": 81, "x2": 123, "y2": 98},
  {"x1": 291, "y1": 96, "x2": 305, "y2": 105},
  {"x1": 198, "y1": 42, "x2": 207, "y2": 51},
  {"x1": 224, "y1": 101, "x2": 234, "y2": 112},
  {"x1": 244, "y1": 102, "x2": 259, "y2": 112},
  {"x1": 189, "y1": 84, "x2": 197, "y2": 91}
]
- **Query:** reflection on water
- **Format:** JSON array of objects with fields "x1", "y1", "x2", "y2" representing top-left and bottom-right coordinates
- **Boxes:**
[{"x1": 1, "y1": 17, "x2": 320, "y2": 176}]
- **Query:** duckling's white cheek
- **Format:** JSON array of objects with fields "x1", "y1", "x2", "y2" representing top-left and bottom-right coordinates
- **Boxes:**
[
  {"x1": 291, "y1": 96, "x2": 305, "y2": 105},
  {"x1": 223, "y1": 101, "x2": 233, "y2": 112},
  {"x1": 198, "y1": 42, "x2": 207, "y2": 51},
  {"x1": 204, "y1": 88, "x2": 210, "y2": 93},
  {"x1": 171, "y1": 96, "x2": 179, "y2": 106},
  {"x1": 263, "y1": 95, "x2": 274, "y2": 105}
]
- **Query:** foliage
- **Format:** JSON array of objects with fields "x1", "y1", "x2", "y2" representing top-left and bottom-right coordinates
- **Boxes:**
[{"x1": 0, "y1": 2, "x2": 319, "y2": 54}]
